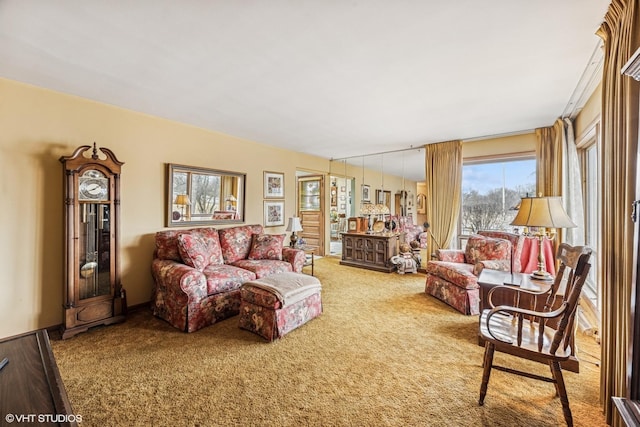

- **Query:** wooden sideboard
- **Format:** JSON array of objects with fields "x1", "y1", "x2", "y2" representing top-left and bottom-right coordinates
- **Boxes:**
[
  {"x1": 340, "y1": 232, "x2": 400, "y2": 272},
  {"x1": 0, "y1": 330, "x2": 77, "y2": 426}
]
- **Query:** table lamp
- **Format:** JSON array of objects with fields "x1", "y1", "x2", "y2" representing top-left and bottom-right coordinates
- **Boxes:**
[
  {"x1": 225, "y1": 194, "x2": 237, "y2": 210},
  {"x1": 174, "y1": 194, "x2": 191, "y2": 221},
  {"x1": 286, "y1": 217, "x2": 303, "y2": 247},
  {"x1": 510, "y1": 196, "x2": 576, "y2": 280}
]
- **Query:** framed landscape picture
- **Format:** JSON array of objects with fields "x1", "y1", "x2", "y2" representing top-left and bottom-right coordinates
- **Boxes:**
[
  {"x1": 264, "y1": 201, "x2": 285, "y2": 227},
  {"x1": 264, "y1": 171, "x2": 285, "y2": 198}
]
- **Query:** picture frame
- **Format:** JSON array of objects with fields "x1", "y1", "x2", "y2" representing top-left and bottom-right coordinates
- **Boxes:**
[
  {"x1": 330, "y1": 186, "x2": 338, "y2": 207},
  {"x1": 361, "y1": 184, "x2": 371, "y2": 202},
  {"x1": 264, "y1": 171, "x2": 285, "y2": 198},
  {"x1": 417, "y1": 193, "x2": 427, "y2": 214},
  {"x1": 264, "y1": 201, "x2": 285, "y2": 227}
]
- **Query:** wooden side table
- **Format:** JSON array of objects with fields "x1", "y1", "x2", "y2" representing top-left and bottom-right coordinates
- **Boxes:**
[{"x1": 300, "y1": 245, "x2": 317, "y2": 276}]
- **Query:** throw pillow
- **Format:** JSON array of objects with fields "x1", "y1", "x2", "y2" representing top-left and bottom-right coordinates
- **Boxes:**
[
  {"x1": 177, "y1": 229, "x2": 224, "y2": 270},
  {"x1": 247, "y1": 234, "x2": 285, "y2": 261},
  {"x1": 465, "y1": 234, "x2": 510, "y2": 265}
]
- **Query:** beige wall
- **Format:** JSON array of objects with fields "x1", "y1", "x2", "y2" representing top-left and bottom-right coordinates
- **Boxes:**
[{"x1": 0, "y1": 78, "x2": 416, "y2": 338}]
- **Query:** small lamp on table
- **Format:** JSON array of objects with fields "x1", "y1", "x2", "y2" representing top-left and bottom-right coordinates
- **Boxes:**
[
  {"x1": 510, "y1": 196, "x2": 576, "y2": 280},
  {"x1": 286, "y1": 217, "x2": 303, "y2": 247},
  {"x1": 174, "y1": 194, "x2": 191, "y2": 221}
]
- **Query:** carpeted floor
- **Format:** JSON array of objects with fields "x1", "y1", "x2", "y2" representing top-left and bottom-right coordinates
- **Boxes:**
[{"x1": 51, "y1": 257, "x2": 605, "y2": 426}]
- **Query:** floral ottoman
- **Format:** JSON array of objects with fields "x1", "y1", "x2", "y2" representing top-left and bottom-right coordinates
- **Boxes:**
[{"x1": 239, "y1": 272, "x2": 322, "y2": 341}]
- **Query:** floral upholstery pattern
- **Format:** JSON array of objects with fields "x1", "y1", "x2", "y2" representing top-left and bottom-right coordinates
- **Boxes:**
[
  {"x1": 177, "y1": 229, "x2": 224, "y2": 270},
  {"x1": 231, "y1": 259, "x2": 293, "y2": 278},
  {"x1": 248, "y1": 233, "x2": 285, "y2": 260},
  {"x1": 435, "y1": 249, "x2": 466, "y2": 263},
  {"x1": 425, "y1": 273, "x2": 480, "y2": 315},
  {"x1": 151, "y1": 225, "x2": 305, "y2": 332},
  {"x1": 202, "y1": 264, "x2": 256, "y2": 294},
  {"x1": 425, "y1": 261, "x2": 477, "y2": 289},
  {"x1": 465, "y1": 234, "x2": 511, "y2": 266},
  {"x1": 239, "y1": 283, "x2": 322, "y2": 341},
  {"x1": 424, "y1": 232, "x2": 516, "y2": 315},
  {"x1": 219, "y1": 225, "x2": 263, "y2": 264}
]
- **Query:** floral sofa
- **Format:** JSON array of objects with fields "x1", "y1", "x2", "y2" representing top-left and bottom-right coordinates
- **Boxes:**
[
  {"x1": 151, "y1": 224, "x2": 306, "y2": 332},
  {"x1": 424, "y1": 231, "x2": 524, "y2": 315}
]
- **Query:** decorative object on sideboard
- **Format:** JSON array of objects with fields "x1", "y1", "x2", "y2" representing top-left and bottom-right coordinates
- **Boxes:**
[
  {"x1": 174, "y1": 194, "x2": 191, "y2": 221},
  {"x1": 361, "y1": 203, "x2": 390, "y2": 234},
  {"x1": 286, "y1": 216, "x2": 303, "y2": 247},
  {"x1": 510, "y1": 196, "x2": 576, "y2": 280}
]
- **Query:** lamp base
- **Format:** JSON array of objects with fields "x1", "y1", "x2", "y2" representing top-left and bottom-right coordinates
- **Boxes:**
[
  {"x1": 531, "y1": 270, "x2": 554, "y2": 281},
  {"x1": 289, "y1": 233, "x2": 298, "y2": 248}
]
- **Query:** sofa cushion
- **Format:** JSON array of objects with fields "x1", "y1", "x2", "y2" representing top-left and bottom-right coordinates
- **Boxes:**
[
  {"x1": 231, "y1": 259, "x2": 293, "y2": 279},
  {"x1": 248, "y1": 234, "x2": 285, "y2": 261},
  {"x1": 425, "y1": 261, "x2": 478, "y2": 290},
  {"x1": 177, "y1": 229, "x2": 224, "y2": 270},
  {"x1": 202, "y1": 264, "x2": 257, "y2": 294},
  {"x1": 219, "y1": 225, "x2": 264, "y2": 264},
  {"x1": 155, "y1": 229, "x2": 191, "y2": 261},
  {"x1": 464, "y1": 234, "x2": 511, "y2": 266}
]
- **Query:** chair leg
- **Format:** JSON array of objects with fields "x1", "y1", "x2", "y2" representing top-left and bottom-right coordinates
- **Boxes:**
[
  {"x1": 479, "y1": 342, "x2": 495, "y2": 405},
  {"x1": 550, "y1": 361, "x2": 573, "y2": 427}
]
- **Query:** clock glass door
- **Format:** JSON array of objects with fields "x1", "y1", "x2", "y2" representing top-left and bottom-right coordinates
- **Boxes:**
[{"x1": 79, "y1": 203, "x2": 111, "y2": 299}]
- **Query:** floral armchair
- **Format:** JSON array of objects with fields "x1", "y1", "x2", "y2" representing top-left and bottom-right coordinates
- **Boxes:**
[{"x1": 424, "y1": 231, "x2": 524, "y2": 315}]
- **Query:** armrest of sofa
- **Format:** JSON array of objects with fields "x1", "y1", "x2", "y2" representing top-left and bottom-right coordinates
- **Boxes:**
[
  {"x1": 151, "y1": 259, "x2": 207, "y2": 299},
  {"x1": 435, "y1": 249, "x2": 465, "y2": 263},
  {"x1": 282, "y1": 247, "x2": 305, "y2": 273}
]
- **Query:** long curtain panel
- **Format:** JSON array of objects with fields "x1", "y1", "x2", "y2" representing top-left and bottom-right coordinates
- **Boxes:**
[
  {"x1": 424, "y1": 140, "x2": 462, "y2": 255},
  {"x1": 562, "y1": 118, "x2": 585, "y2": 247},
  {"x1": 535, "y1": 119, "x2": 563, "y2": 197},
  {"x1": 535, "y1": 119, "x2": 565, "y2": 248},
  {"x1": 596, "y1": 0, "x2": 640, "y2": 424}
]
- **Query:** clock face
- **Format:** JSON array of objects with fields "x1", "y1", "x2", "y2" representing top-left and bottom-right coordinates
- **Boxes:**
[{"x1": 79, "y1": 169, "x2": 109, "y2": 201}]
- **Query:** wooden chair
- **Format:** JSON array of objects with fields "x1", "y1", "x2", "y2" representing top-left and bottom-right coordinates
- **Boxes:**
[{"x1": 478, "y1": 243, "x2": 592, "y2": 427}]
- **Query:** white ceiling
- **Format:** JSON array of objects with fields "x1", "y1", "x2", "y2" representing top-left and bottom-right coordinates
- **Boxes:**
[{"x1": 0, "y1": 1, "x2": 610, "y2": 182}]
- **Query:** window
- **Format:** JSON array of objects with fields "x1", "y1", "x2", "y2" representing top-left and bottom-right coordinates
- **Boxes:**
[
  {"x1": 460, "y1": 155, "x2": 536, "y2": 239},
  {"x1": 579, "y1": 135, "x2": 600, "y2": 309}
]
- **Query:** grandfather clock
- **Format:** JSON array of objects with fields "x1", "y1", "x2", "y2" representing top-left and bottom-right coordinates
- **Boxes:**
[{"x1": 59, "y1": 143, "x2": 126, "y2": 339}]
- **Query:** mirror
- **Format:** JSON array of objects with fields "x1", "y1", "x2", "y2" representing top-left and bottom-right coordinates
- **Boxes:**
[{"x1": 166, "y1": 163, "x2": 246, "y2": 227}]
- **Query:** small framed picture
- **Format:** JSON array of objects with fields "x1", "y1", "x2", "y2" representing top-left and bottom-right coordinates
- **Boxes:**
[
  {"x1": 264, "y1": 201, "x2": 285, "y2": 227},
  {"x1": 264, "y1": 171, "x2": 284, "y2": 199},
  {"x1": 361, "y1": 184, "x2": 371, "y2": 202},
  {"x1": 348, "y1": 217, "x2": 358, "y2": 231}
]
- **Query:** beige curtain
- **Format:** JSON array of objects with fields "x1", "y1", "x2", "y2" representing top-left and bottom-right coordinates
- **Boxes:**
[
  {"x1": 425, "y1": 140, "x2": 462, "y2": 255},
  {"x1": 596, "y1": 0, "x2": 640, "y2": 424},
  {"x1": 535, "y1": 118, "x2": 563, "y2": 197}
]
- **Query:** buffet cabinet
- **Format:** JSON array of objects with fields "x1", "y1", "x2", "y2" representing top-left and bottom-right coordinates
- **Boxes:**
[{"x1": 340, "y1": 232, "x2": 399, "y2": 272}]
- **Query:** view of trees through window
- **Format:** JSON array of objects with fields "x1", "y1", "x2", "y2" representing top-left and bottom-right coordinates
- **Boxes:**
[
  {"x1": 173, "y1": 171, "x2": 221, "y2": 218},
  {"x1": 461, "y1": 158, "x2": 536, "y2": 235}
]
